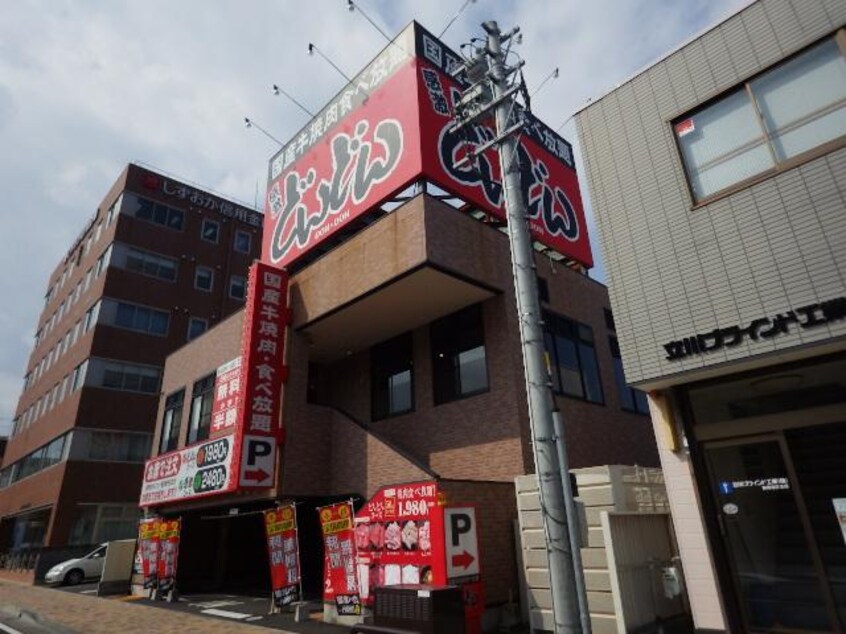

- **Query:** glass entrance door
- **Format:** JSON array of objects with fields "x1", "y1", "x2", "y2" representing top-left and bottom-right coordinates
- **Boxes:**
[{"x1": 705, "y1": 436, "x2": 842, "y2": 632}]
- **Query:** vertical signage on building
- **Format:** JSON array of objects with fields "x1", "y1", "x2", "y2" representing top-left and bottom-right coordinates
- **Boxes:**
[
  {"x1": 137, "y1": 517, "x2": 160, "y2": 589},
  {"x1": 319, "y1": 501, "x2": 360, "y2": 615},
  {"x1": 210, "y1": 357, "x2": 241, "y2": 436},
  {"x1": 354, "y1": 481, "x2": 446, "y2": 603},
  {"x1": 157, "y1": 518, "x2": 180, "y2": 593},
  {"x1": 233, "y1": 262, "x2": 290, "y2": 489},
  {"x1": 264, "y1": 505, "x2": 302, "y2": 607}
]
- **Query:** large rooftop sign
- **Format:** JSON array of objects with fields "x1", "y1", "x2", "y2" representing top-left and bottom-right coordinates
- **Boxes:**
[{"x1": 263, "y1": 22, "x2": 593, "y2": 269}]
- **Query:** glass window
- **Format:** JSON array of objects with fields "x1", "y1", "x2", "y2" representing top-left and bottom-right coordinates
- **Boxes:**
[
  {"x1": 609, "y1": 337, "x2": 649, "y2": 414},
  {"x1": 72, "y1": 360, "x2": 89, "y2": 391},
  {"x1": 234, "y1": 230, "x2": 252, "y2": 254},
  {"x1": 201, "y1": 219, "x2": 220, "y2": 243},
  {"x1": 194, "y1": 266, "x2": 214, "y2": 292},
  {"x1": 544, "y1": 311, "x2": 604, "y2": 404},
  {"x1": 675, "y1": 35, "x2": 846, "y2": 201},
  {"x1": 126, "y1": 193, "x2": 184, "y2": 231},
  {"x1": 187, "y1": 374, "x2": 215, "y2": 445},
  {"x1": 107, "y1": 300, "x2": 169, "y2": 336},
  {"x1": 187, "y1": 317, "x2": 208, "y2": 341},
  {"x1": 431, "y1": 304, "x2": 489, "y2": 405},
  {"x1": 124, "y1": 247, "x2": 177, "y2": 282},
  {"x1": 159, "y1": 389, "x2": 185, "y2": 454},
  {"x1": 372, "y1": 332, "x2": 414, "y2": 420},
  {"x1": 91, "y1": 359, "x2": 160, "y2": 394},
  {"x1": 229, "y1": 275, "x2": 246, "y2": 300}
]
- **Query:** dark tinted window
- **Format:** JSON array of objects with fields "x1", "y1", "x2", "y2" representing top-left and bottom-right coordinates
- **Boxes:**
[
  {"x1": 372, "y1": 333, "x2": 414, "y2": 420},
  {"x1": 431, "y1": 304, "x2": 488, "y2": 405},
  {"x1": 544, "y1": 311, "x2": 603, "y2": 404}
]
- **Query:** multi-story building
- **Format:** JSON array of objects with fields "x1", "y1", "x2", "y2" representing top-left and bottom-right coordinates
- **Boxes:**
[
  {"x1": 0, "y1": 163, "x2": 262, "y2": 556},
  {"x1": 576, "y1": 1, "x2": 846, "y2": 632}
]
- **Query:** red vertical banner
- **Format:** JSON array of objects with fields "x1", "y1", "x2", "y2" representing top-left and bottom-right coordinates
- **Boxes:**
[
  {"x1": 210, "y1": 357, "x2": 242, "y2": 437},
  {"x1": 354, "y1": 481, "x2": 445, "y2": 604},
  {"x1": 137, "y1": 517, "x2": 160, "y2": 589},
  {"x1": 233, "y1": 262, "x2": 290, "y2": 489},
  {"x1": 156, "y1": 518, "x2": 180, "y2": 593},
  {"x1": 319, "y1": 501, "x2": 361, "y2": 615},
  {"x1": 264, "y1": 505, "x2": 302, "y2": 607}
]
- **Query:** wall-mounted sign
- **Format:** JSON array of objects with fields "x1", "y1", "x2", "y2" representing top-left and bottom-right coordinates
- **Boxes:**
[
  {"x1": 210, "y1": 357, "x2": 241, "y2": 436},
  {"x1": 263, "y1": 22, "x2": 592, "y2": 270},
  {"x1": 264, "y1": 505, "x2": 301, "y2": 607},
  {"x1": 140, "y1": 436, "x2": 236, "y2": 506},
  {"x1": 664, "y1": 296, "x2": 846, "y2": 361}
]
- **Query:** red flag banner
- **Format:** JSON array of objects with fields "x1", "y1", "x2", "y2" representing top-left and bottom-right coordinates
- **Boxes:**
[
  {"x1": 137, "y1": 517, "x2": 160, "y2": 589},
  {"x1": 319, "y1": 501, "x2": 360, "y2": 615},
  {"x1": 157, "y1": 518, "x2": 180, "y2": 593},
  {"x1": 264, "y1": 505, "x2": 301, "y2": 607}
]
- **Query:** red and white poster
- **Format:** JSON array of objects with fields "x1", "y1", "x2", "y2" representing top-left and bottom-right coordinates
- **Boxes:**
[
  {"x1": 354, "y1": 481, "x2": 446, "y2": 603},
  {"x1": 264, "y1": 505, "x2": 301, "y2": 607},
  {"x1": 157, "y1": 518, "x2": 180, "y2": 593},
  {"x1": 210, "y1": 357, "x2": 241, "y2": 436},
  {"x1": 230, "y1": 262, "x2": 290, "y2": 490},
  {"x1": 263, "y1": 22, "x2": 592, "y2": 271},
  {"x1": 319, "y1": 501, "x2": 360, "y2": 615},
  {"x1": 137, "y1": 517, "x2": 160, "y2": 589}
]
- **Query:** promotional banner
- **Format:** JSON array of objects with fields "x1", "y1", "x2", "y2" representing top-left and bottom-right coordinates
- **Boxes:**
[
  {"x1": 137, "y1": 517, "x2": 160, "y2": 589},
  {"x1": 140, "y1": 436, "x2": 236, "y2": 506},
  {"x1": 232, "y1": 262, "x2": 290, "y2": 489},
  {"x1": 264, "y1": 505, "x2": 301, "y2": 607},
  {"x1": 210, "y1": 357, "x2": 242, "y2": 436},
  {"x1": 319, "y1": 501, "x2": 360, "y2": 615},
  {"x1": 157, "y1": 518, "x2": 180, "y2": 593},
  {"x1": 354, "y1": 481, "x2": 445, "y2": 603},
  {"x1": 263, "y1": 22, "x2": 592, "y2": 271},
  {"x1": 413, "y1": 23, "x2": 593, "y2": 268}
]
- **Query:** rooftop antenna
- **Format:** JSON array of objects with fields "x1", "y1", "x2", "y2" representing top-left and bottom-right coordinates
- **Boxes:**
[
  {"x1": 244, "y1": 117, "x2": 283, "y2": 146},
  {"x1": 271, "y1": 84, "x2": 315, "y2": 118}
]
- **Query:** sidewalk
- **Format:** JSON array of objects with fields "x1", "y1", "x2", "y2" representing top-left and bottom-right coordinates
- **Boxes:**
[{"x1": 0, "y1": 579, "x2": 344, "y2": 634}]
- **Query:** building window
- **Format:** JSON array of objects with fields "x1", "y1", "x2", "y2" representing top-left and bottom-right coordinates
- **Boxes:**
[
  {"x1": 431, "y1": 304, "x2": 489, "y2": 405},
  {"x1": 126, "y1": 193, "x2": 185, "y2": 230},
  {"x1": 187, "y1": 373, "x2": 215, "y2": 445},
  {"x1": 194, "y1": 266, "x2": 214, "y2": 292},
  {"x1": 123, "y1": 246, "x2": 178, "y2": 282},
  {"x1": 675, "y1": 35, "x2": 846, "y2": 202},
  {"x1": 83, "y1": 301, "x2": 101, "y2": 333},
  {"x1": 372, "y1": 332, "x2": 414, "y2": 420},
  {"x1": 234, "y1": 230, "x2": 252, "y2": 254},
  {"x1": 159, "y1": 389, "x2": 185, "y2": 454},
  {"x1": 71, "y1": 360, "x2": 89, "y2": 391},
  {"x1": 187, "y1": 317, "x2": 208, "y2": 341},
  {"x1": 609, "y1": 337, "x2": 649, "y2": 414},
  {"x1": 543, "y1": 311, "x2": 604, "y2": 404},
  {"x1": 201, "y1": 219, "x2": 220, "y2": 243},
  {"x1": 229, "y1": 275, "x2": 246, "y2": 300},
  {"x1": 87, "y1": 358, "x2": 160, "y2": 394},
  {"x1": 106, "y1": 299, "x2": 169, "y2": 336},
  {"x1": 74, "y1": 430, "x2": 152, "y2": 462}
]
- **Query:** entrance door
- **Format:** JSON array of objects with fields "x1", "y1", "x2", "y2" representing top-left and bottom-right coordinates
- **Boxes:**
[{"x1": 705, "y1": 435, "x2": 843, "y2": 632}]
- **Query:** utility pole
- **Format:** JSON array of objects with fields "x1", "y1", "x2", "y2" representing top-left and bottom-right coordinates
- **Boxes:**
[{"x1": 450, "y1": 21, "x2": 585, "y2": 634}]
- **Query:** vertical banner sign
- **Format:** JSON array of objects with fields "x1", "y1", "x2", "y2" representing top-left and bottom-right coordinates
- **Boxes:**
[
  {"x1": 264, "y1": 505, "x2": 302, "y2": 607},
  {"x1": 156, "y1": 518, "x2": 181, "y2": 593},
  {"x1": 445, "y1": 506, "x2": 484, "y2": 634},
  {"x1": 233, "y1": 262, "x2": 290, "y2": 489},
  {"x1": 210, "y1": 357, "x2": 242, "y2": 436},
  {"x1": 319, "y1": 501, "x2": 360, "y2": 615},
  {"x1": 137, "y1": 517, "x2": 160, "y2": 589},
  {"x1": 354, "y1": 481, "x2": 445, "y2": 604}
]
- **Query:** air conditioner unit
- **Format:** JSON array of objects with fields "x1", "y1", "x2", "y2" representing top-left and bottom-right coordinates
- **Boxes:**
[{"x1": 373, "y1": 584, "x2": 464, "y2": 634}]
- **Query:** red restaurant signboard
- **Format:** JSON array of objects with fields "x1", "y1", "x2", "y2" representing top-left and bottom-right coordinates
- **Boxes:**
[
  {"x1": 264, "y1": 22, "x2": 592, "y2": 270},
  {"x1": 210, "y1": 357, "x2": 241, "y2": 436}
]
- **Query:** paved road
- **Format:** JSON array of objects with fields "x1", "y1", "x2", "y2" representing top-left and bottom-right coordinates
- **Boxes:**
[{"x1": 0, "y1": 580, "x2": 345, "y2": 633}]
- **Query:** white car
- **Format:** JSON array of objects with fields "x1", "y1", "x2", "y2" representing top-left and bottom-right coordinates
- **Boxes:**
[{"x1": 44, "y1": 543, "x2": 108, "y2": 585}]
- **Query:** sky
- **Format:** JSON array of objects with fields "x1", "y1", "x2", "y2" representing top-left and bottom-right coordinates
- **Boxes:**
[{"x1": 0, "y1": 0, "x2": 750, "y2": 435}]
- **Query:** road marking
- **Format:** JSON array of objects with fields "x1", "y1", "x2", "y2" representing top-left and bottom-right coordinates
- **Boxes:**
[
  {"x1": 246, "y1": 616, "x2": 263, "y2": 621},
  {"x1": 79, "y1": 589, "x2": 97, "y2": 594},
  {"x1": 189, "y1": 600, "x2": 243, "y2": 609},
  {"x1": 201, "y1": 608, "x2": 252, "y2": 620},
  {"x1": 0, "y1": 623, "x2": 25, "y2": 634}
]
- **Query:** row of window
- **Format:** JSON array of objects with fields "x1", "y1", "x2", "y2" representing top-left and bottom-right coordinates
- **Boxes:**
[
  {"x1": 0, "y1": 430, "x2": 152, "y2": 490},
  {"x1": 370, "y1": 304, "x2": 648, "y2": 421},
  {"x1": 43, "y1": 200, "x2": 118, "y2": 310},
  {"x1": 35, "y1": 246, "x2": 110, "y2": 350},
  {"x1": 123, "y1": 191, "x2": 254, "y2": 254},
  {"x1": 158, "y1": 373, "x2": 213, "y2": 454},
  {"x1": 675, "y1": 33, "x2": 846, "y2": 202},
  {"x1": 193, "y1": 265, "x2": 246, "y2": 299},
  {"x1": 13, "y1": 362, "x2": 89, "y2": 436}
]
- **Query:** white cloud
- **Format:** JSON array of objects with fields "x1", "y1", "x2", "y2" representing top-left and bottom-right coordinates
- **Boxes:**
[{"x1": 0, "y1": 0, "x2": 749, "y2": 428}]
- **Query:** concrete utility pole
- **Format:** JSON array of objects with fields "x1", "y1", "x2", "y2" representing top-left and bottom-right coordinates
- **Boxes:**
[{"x1": 450, "y1": 20, "x2": 586, "y2": 634}]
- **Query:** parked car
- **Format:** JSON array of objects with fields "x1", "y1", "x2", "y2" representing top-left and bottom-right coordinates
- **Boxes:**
[{"x1": 44, "y1": 544, "x2": 108, "y2": 585}]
